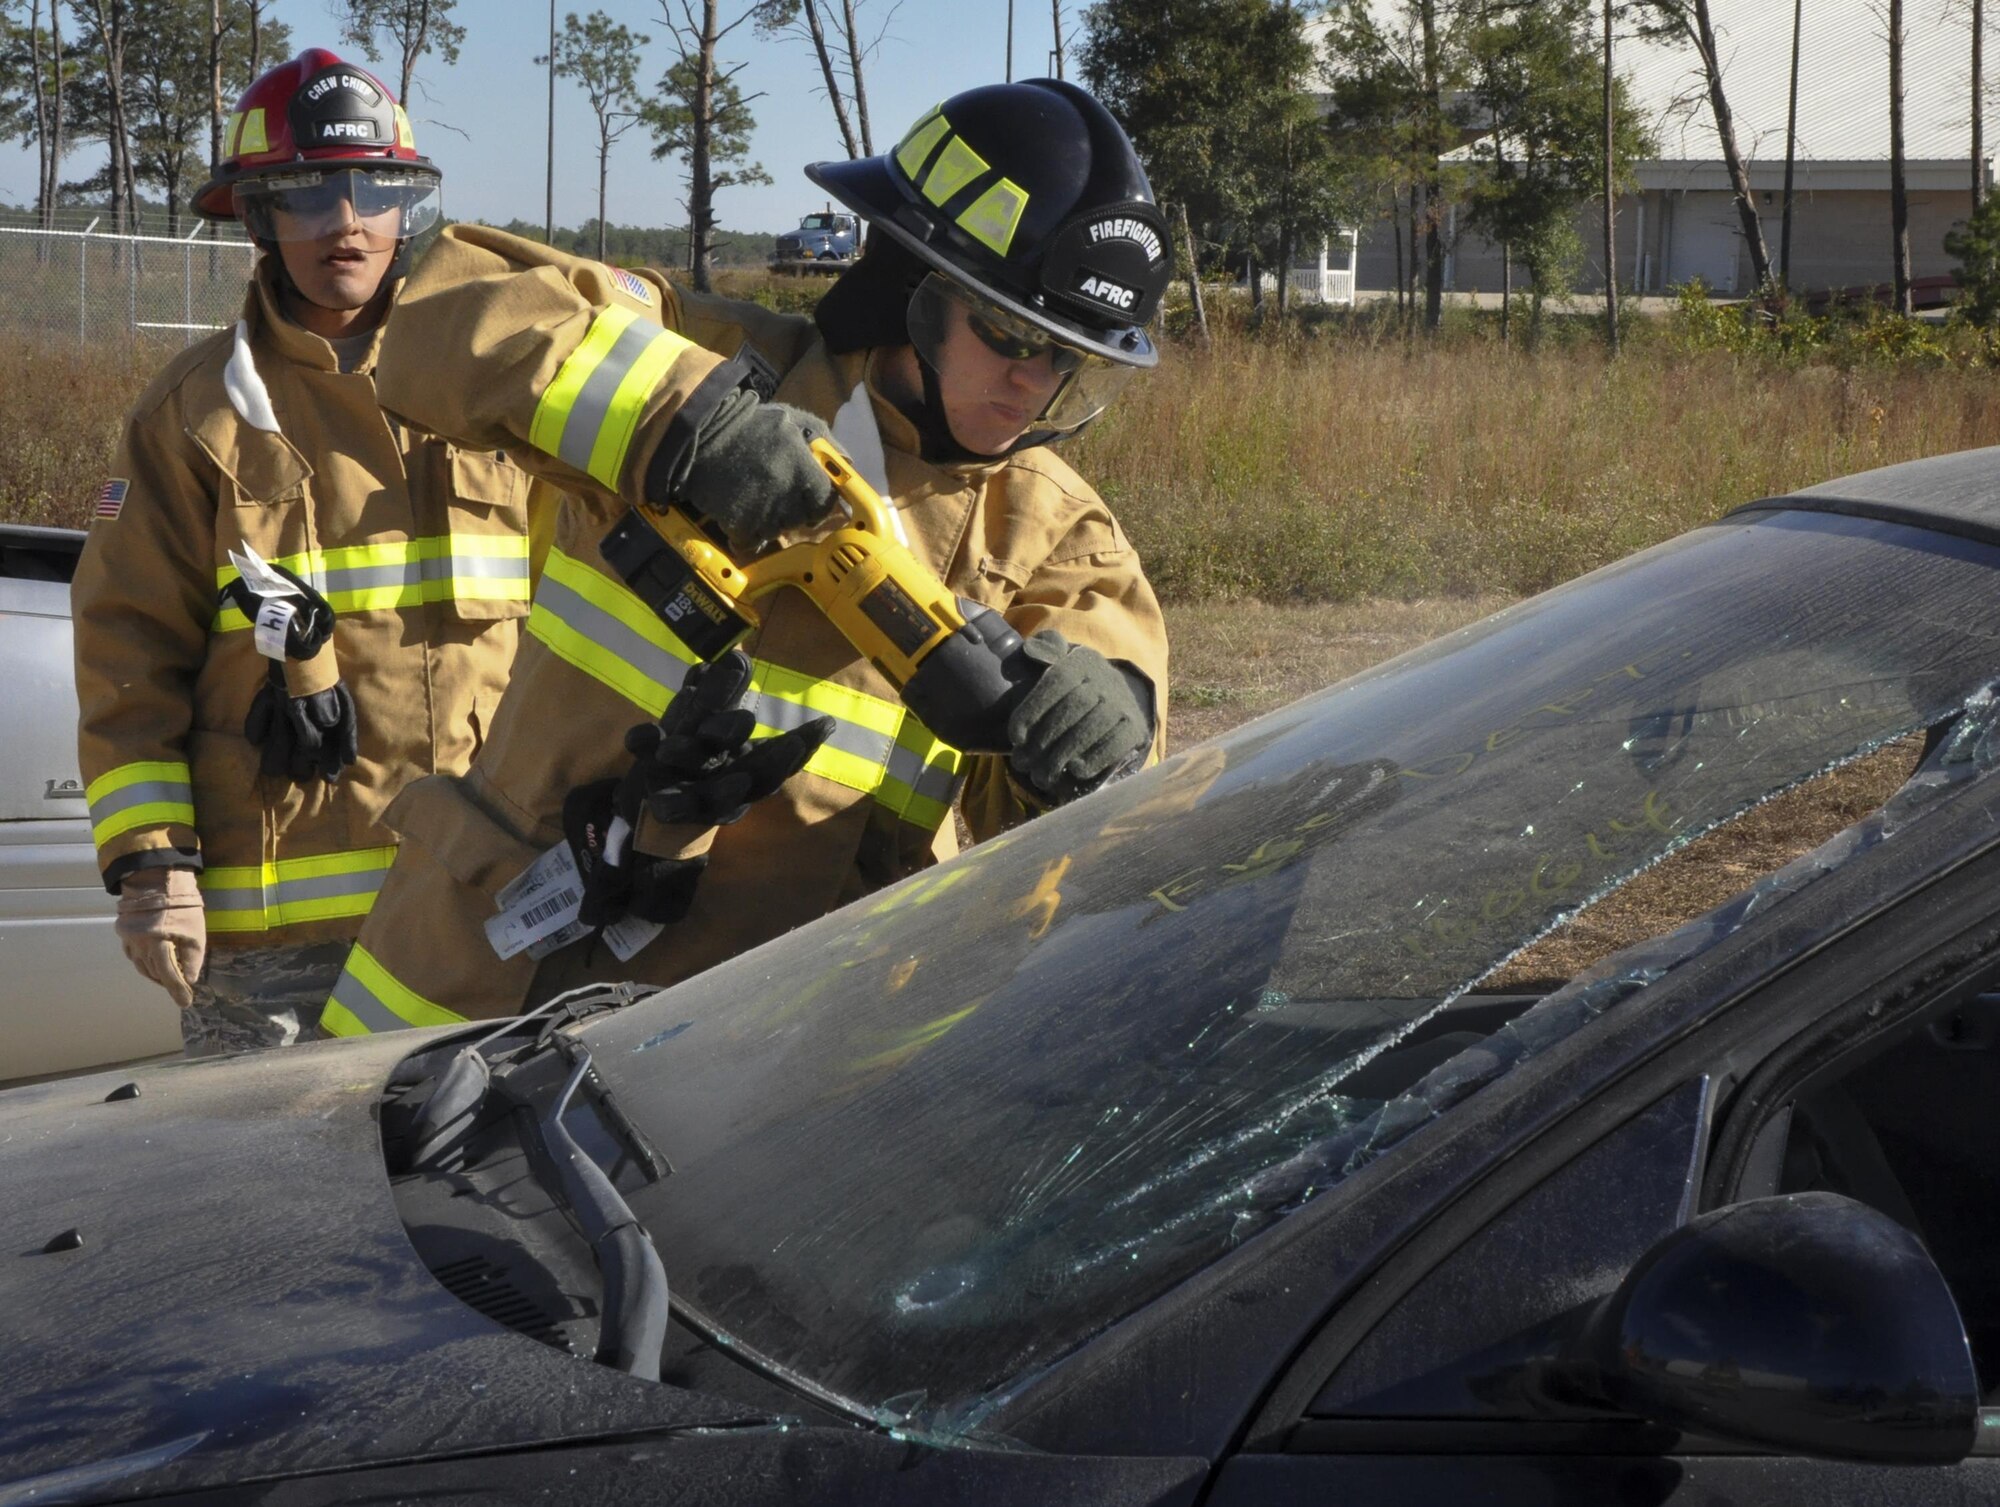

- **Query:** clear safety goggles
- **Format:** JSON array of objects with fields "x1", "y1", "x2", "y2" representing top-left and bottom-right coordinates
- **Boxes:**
[
  {"x1": 233, "y1": 167, "x2": 440, "y2": 246},
  {"x1": 906, "y1": 273, "x2": 1139, "y2": 436}
]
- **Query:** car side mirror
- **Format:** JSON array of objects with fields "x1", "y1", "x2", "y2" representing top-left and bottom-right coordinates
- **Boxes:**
[{"x1": 1562, "y1": 1192, "x2": 1978, "y2": 1464}]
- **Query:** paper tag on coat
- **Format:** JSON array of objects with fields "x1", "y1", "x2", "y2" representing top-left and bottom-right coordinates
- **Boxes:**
[
  {"x1": 227, "y1": 543, "x2": 303, "y2": 599},
  {"x1": 486, "y1": 842, "x2": 586, "y2": 959},
  {"x1": 602, "y1": 913, "x2": 663, "y2": 962},
  {"x1": 252, "y1": 597, "x2": 297, "y2": 660}
]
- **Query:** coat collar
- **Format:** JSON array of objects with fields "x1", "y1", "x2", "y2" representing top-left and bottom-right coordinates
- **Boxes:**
[{"x1": 246, "y1": 257, "x2": 398, "y2": 374}]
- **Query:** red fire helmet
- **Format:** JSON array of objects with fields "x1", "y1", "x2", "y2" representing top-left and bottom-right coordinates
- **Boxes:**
[{"x1": 193, "y1": 49, "x2": 439, "y2": 223}]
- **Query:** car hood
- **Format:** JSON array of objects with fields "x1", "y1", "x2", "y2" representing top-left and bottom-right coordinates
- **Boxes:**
[{"x1": 0, "y1": 1036, "x2": 757, "y2": 1504}]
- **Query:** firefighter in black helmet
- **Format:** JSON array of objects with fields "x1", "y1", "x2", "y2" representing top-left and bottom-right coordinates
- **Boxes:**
[
  {"x1": 809, "y1": 78, "x2": 1173, "y2": 459},
  {"x1": 316, "y1": 79, "x2": 1174, "y2": 1033}
]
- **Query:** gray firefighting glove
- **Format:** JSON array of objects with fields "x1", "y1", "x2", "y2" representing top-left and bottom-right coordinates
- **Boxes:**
[
  {"x1": 244, "y1": 662, "x2": 361, "y2": 785},
  {"x1": 563, "y1": 650, "x2": 835, "y2": 930},
  {"x1": 666, "y1": 391, "x2": 840, "y2": 553},
  {"x1": 1006, "y1": 630, "x2": 1153, "y2": 803}
]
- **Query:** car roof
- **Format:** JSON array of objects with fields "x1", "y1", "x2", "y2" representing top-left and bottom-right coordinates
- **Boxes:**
[{"x1": 1736, "y1": 445, "x2": 2000, "y2": 546}]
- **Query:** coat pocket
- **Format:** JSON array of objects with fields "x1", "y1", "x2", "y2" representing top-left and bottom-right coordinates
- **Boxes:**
[
  {"x1": 435, "y1": 444, "x2": 533, "y2": 623},
  {"x1": 386, "y1": 772, "x2": 546, "y2": 899}
]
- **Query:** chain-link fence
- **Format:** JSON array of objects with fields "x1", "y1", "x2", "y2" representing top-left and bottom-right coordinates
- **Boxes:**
[{"x1": 0, "y1": 208, "x2": 258, "y2": 349}]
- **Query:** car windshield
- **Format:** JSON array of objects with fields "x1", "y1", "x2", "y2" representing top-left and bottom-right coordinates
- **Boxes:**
[
  {"x1": 583, "y1": 510, "x2": 2000, "y2": 1433},
  {"x1": 802, "y1": 214, "x2": 840, "y2": 230}
]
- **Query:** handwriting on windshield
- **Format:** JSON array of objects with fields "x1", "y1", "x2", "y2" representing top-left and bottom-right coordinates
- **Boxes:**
[{"x1": 1395, "y1": 789, "x2": 1685, "y2": 960}]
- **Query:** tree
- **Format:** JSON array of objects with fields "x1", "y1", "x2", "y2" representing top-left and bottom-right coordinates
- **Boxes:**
[
  {"x1": 1888, "y1": 0, "x2": 1911, "y2": 316},
  {"x1": 1455, "y1": 0, "x2": 1649, "y2": 346},
  {"x1": 119, "y1": 0, "x2": 285, "y2": 232},
  {"x1": 1082, "y1": 0, "x2": 1343, "y2": 328},
  {"x1": 752, "y1": 0, "x2": 891, "y2": 161},
  {"x1": 546, "y1": 11, "x2": 646, "y2": 263},
  {"x1": 58, "y1": 0, "x2": 282, "y2": 232},
  {"x1": 645, "y1": 0, "x2": 771, "y2": 293},
  {"x1": 1322, "y1": 0, "x2": 1484, "y2": 331},
  {"x1": 331, "y1": 0, "x2": 463, "y2": 106},
  {"x1": 70, "y1": 0, "x2": 139, "y2": 232},
  {"x1": 1627, "y1": 0, "x2": 1771, "y2": 292},
  {"x1": 1945, "y1": 181, "x2": 2000, "y2": 324},
  {"x1": 1231, "y1": 11, "x2": 1349, "y2": 320},
  {"x1": 1602, "y1": 0, "x2": 1616, "y2": 353},
  {"x1": 0, "y1": 0, "x2": 70, "y2": 227}
]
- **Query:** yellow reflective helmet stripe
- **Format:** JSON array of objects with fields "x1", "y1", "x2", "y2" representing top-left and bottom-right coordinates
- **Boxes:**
[
  {"x1": 894, "y1": 107, "x2": 950, "y2": 183},
  {"x1": 526, "y1": 548, "x2": 963, "y2": 831},
  {"x1": 394, "y1": 105, "x2": 415, "y2": 150},
  {"x1": 200, "y1": 845, "x2": 398, "y2": 934},
  {"x1": 922, "y1": 134, "x2": 991, "y2": 208},
  {"x1": 890, "y1": 107, "x2": 1034, "y2": 257},
  {"x1": 529, "y1": 306, "x2": 695, "y2": 491},
  {"x1": 958, "y1": 177, "x2": 1031, "y2": 257},
  {"x1": 237, "y1": 108, "x2": 268, "y2": 155},
  {"x1": 323, "y1": 943, "x2": 467, "y2": 1036},
  {"x1": 212, "y1": 535, "x2": 531, "y2": 628},
  {"x1": 87, "y1": 760, "x2": 196, "y2": 847}
]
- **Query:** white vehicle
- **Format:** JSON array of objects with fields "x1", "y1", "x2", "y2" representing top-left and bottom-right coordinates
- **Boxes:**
[{"x1": 0, "y1": 524, "x2": 180, "y2": 1082}]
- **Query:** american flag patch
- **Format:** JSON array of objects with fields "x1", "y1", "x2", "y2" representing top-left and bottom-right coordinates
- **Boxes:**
[
  {"x1": 610, "y1": 267, "x2": 653, "y2": 306},
  {"x1": 94, "y1": 478, "x2": 129, "y2": 521}
]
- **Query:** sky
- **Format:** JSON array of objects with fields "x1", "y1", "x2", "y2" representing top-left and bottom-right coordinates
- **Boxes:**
[{"x1": 1, "y1": 0, "x2": 1075, "y2": 235}]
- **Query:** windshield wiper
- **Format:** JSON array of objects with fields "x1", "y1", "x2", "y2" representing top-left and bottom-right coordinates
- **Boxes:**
[
  {"x1": 406, "y1": 981, "x2": 651, "y2": 1169},
  {"x1": 528, "y1": 1048, "x2": 672, "y2": 1379}
]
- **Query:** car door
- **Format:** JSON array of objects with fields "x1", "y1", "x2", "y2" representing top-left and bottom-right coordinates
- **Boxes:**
[{"x1": 1206, "y1": 826, "x2": 2000, "y2": 1506}]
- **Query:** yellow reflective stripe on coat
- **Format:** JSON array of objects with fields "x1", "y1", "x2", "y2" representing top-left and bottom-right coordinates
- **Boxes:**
[
  {"x1": 86, "y1": 760, "x2": 195, "y2": 846},
  {"x1": 212, "y1": 535, "x2": 531, "y2": 630},
  {"x1": 528, "y1": 306, "x2": 695, "y2": 490},
  {"x1": 322, "y1": 943, "x2": 468, "y2": 1036},
  {"x1": 199, "y1": 846, "x2": 398, "y2": 934},
  {"x1": 527, "y1": 547, "x2": 964, "y2": 830}
]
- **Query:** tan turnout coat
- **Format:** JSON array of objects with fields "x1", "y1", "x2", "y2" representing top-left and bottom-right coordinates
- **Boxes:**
[
  {"x1": 73, "y1": 261, "x2": 539, "y2": 950},
  {"x1": 323, "y1": 225, "x2": 1168, "y2": 1032}
]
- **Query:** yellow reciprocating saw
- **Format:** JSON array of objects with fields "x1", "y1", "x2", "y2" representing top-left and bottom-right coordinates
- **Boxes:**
[{"x1": 598, "y1": 438, "x2": 1037, "y2": 752}]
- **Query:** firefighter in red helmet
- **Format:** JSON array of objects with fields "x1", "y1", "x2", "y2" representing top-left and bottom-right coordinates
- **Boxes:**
[{"x1": 72, "y1": 50, "x2": 542, "y2": 1053}]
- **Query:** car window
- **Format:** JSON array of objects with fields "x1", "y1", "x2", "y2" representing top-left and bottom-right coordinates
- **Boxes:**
[
  {"x1": 1305, "y1": 1079, "x2": 1710, "y2": 1419},
  {"x1": 1746, "y1": 992, "x2": 2000, "y2": 1395},
  {"x1": 587, "y1": 510, "x2": 2000, "y2": 1434}
]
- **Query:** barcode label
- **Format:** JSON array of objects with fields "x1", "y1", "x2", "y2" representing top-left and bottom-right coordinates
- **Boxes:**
[
  {"x1": 521, "y1": 888, "x2": 580, "y2": 929},
  {"x1": 486, "y1": 842, "x2": 587, "y2": 959}
]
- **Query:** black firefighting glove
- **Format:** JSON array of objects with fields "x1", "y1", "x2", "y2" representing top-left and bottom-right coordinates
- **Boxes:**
[
  {"x1": 660, "y1": 390, "x2": 840, "y2": 553},
  {"x1": 563, "y1": 650, "x2": 836, "y2": 930},
  {"x1": 1006, "y1": 631, "x2": 1153, "y2": 805},
  {"x1": 219, "y1": 560, "x2": 336, "y2": 660},
  {"x1": 243, "y1": 662, "x2": 361, "y2": 785}
]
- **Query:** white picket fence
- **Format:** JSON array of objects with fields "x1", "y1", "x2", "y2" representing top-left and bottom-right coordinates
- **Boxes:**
[{"x1": 0, "y1": 218, "x2": 258, "y2": 348}]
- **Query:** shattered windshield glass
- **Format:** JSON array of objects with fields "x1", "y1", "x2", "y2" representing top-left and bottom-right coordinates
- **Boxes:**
[{"x1": 584, "y1": 510, "x2": 2000, "y2": 1432}]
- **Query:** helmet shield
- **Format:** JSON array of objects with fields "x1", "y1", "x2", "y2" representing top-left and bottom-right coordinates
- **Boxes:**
[
  {"x1": 233, "y1": 167, "x2": 441, "y2": 246},
  {"x1": 907, "y1": 272, "x2": 1141, "y2": 436}
]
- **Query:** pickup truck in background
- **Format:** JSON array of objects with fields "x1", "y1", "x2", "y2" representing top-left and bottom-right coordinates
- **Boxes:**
[
  {"x1": 769, "y1": 210, "x2": 860, "y2": 274},
  {"x1": 1, "y1": 525, "x2": 181, "y2": 1082}
]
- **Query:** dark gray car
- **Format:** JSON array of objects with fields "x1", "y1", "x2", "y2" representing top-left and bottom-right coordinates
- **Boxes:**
[{"x1": 9, "y1": 449, "x2": 2000, "y2": 1505}]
